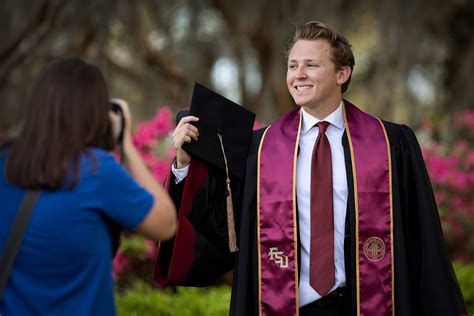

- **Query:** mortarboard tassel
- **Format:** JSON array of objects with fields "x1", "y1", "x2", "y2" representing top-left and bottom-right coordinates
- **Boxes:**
[{"x1": 217, "y1": 133, "x2": 239, "y2": 253}]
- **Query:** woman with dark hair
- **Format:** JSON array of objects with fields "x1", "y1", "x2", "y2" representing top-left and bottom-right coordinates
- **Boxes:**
[{"x1": 0, "y1": 58, "x2": 177, "y2": 315}]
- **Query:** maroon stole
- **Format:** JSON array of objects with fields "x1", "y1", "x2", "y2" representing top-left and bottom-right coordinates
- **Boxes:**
[
  {"x1": 154, "y1": 158, "x2": 209, "y2": 287},
  {"x1": 257, "y1": 101, "x2": 394, "y2": 315}
]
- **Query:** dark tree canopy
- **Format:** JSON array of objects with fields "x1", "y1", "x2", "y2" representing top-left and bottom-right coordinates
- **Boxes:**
[{"x1": 1, "y1": 0, "x2": 473, "y2": 133}]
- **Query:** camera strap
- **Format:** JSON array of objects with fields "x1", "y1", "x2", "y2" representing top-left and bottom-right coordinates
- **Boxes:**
[{"x1": 0, "y1": 190, "x2": 40, "y2": 305}]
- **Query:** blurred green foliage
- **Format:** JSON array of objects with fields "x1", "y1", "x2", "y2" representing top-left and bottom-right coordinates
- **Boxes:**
[
  {"x1": 115, "y1": 263, "x2": 474, "y2": 315},
  {"x1": 119, "y1": 235, "x2": 150, "y2": 259},
  {"x1": 454, "y1": 262, "x2": 474, "y2": 313},
  {"x1": 116, "y1": 281, "x2": 231, "y2": 316}
]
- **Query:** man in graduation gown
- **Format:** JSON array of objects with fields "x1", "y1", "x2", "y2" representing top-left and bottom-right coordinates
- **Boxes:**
[{"x1": 153, "y1": 21, "x2": 467, "y2": 316}]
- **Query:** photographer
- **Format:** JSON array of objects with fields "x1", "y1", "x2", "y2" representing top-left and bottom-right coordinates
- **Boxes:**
[{"x1": 0, "y1": 58, "x2": 177, "y2": 315}]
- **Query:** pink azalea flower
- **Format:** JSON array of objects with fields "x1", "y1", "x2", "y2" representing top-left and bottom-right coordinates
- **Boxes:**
[
  {"x1": 453, "y1": 141, "x2": 467, "y2": 157},
  {"x1": 446, "y1": 155, "x2": 461, "y2": 169},
  {"x1": 152, "y1": 159, "x2": 172, "y2": 182},
  {"x1": 447, "y1": 170, "x2": 469, "y2": 192},
  {"x1": 112, "y1": 251, "x2": 130, "y2": 280},
  {"x1": 468, "y1": 172, "x2": 474, "y2": 185},
  {"x1": 427, "y1": 156, "x2": 452, "y2": 184},
  {"x1": 140, "y1": 151, "x2": 159, "y2": 167},
  {"x1": 152, "y1": 107, "x2": 174, "y2": 138},
  {"x1": 464, "y1": 110, "x2": 474, "y2": 127},
  {"x1": 144, "y1": 239, "x2": 158, "y2": 260},
  {"x1": 253, "y1": 119, "x2": 264, "y2": 130},
  {"x1": 420, "y1": 108, "x2": 474, "y2": 261},
  {"x1": 467, "y1": 151, "x2": 474, "y2": 168},
  {"x1": 452, "y1": 197, "x2": 466, "y2": 210},
  {"x1": 133, "y1": 122, "x2": 157, "y2": 149}
]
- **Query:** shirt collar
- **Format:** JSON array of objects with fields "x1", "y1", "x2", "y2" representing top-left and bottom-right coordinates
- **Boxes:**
[{"x1": 300, "y1": 101, "x2": 345, "y2": 134}]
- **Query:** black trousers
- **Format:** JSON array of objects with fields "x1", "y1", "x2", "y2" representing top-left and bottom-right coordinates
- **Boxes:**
[{"x1": 299, "y1": 287, "x2": 347, "y2": 316}]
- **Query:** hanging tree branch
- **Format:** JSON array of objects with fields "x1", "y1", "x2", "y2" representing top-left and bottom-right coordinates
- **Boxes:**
[{"x1": 0, "y1": 0, "x2": 68, "y2": 87}]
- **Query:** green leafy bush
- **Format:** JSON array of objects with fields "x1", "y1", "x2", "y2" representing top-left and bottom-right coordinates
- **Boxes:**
[
  {"x1": 116, "y1": 281, "x2": 230, "y2": 316},
  {"x1": 454, "y1": 261, "x2": 474, "y2": 313},
  {"x1": 116, "y1": 263, "x2": 474, "y2": 315}
]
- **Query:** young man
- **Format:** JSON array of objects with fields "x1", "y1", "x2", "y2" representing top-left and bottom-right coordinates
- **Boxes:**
[{"x1": 154, "y1": 21, "x2": 466, "y2": 316}]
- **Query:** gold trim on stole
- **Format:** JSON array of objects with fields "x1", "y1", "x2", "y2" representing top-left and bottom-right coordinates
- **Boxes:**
[
  {"x1": 256, "y1": 110, "x2": 302, "y2": 316},
  {"x1": 292, "y1": 112, "x2": 303, "y2": 314},
  {"x1": 257, "y1": 125, "x2": 271, "y2": 316},
  {"x1": 342, "y1": 102, "x2": 361, "y2": 316},
  {"x1": 343, "y1": 102, "x2": 395, "y2": 316},
  {"x1": 378, "y1": 118, "x2": 395, "y2": 316}
]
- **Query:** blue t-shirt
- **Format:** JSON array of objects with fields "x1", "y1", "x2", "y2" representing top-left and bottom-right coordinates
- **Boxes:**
[{"x1": 0, "y1": 148, "x2": 154, "y2": 316}]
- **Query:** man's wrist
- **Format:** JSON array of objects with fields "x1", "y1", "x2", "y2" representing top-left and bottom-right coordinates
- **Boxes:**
[{"x1": 176, "y1": 160, "x2": 190, "y2": 169}]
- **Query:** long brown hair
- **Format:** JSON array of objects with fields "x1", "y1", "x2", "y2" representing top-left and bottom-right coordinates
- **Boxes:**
[{"x1": 5, "y1": 58, "x2": 114, "y2": 189}]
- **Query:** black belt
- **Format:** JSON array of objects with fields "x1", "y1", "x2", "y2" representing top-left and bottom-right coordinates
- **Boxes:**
[
  {"x1": 316, "y1": 287, "x2": 345, "y2": 308},
  {"x1": 300, "y1": 287, "x2": 346, "y2": 313}
]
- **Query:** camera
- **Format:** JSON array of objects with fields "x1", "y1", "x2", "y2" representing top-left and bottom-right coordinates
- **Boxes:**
[
  {"x1": 103, "y1": 101, "x2": 126, "y2": 150},
  {"x1": 110, "y1": 101, "x2": 125, "y2": 145}
]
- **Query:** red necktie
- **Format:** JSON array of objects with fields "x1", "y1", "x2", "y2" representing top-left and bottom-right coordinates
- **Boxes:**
[{"x1": 310, "y1": 121, "x2": 335, "y2": 296}]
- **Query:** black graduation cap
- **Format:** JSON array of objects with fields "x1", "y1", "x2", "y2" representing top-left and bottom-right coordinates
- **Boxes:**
[
  {"x1": 177, "y1": 83, "x2": 255, "y2": 253},
  {"x1": 181, "y1": 82, "x2": 255, "y2": 180}
]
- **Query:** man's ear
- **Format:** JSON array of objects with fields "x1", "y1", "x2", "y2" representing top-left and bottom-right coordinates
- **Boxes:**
[{"x1": 337, "y1": 66, "x2": 351, "y2": 85}]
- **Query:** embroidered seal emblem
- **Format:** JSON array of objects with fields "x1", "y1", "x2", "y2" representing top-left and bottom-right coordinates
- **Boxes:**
[
  {"x1": 363, "y1": 237, "x2": 386, "y2": 262},
  {"x1": 268, "y1": 247, "x2": 289, "y2": 268}
]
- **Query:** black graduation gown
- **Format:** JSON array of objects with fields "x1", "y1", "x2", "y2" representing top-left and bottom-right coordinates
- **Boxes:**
[{"x1": 154, "y1": 121, "x2": 467, "y2": 316}]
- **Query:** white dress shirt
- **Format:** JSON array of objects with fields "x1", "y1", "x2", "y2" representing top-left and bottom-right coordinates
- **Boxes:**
[
  {"x1": 172, "y1": 104, "x2": 348, "y2": 307},
  {"x1": 172, "y1": 162, "x2": 188, "y2": 183},
  {"x1": 297, "y1": 104, "x2": 348, "y2": 307}
]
